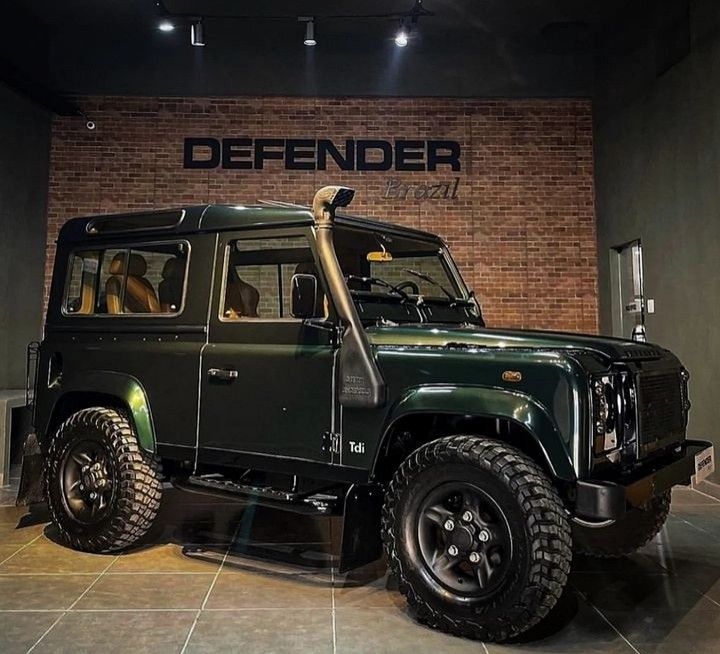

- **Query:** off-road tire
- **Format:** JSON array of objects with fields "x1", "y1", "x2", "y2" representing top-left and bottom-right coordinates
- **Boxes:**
[
  {"x1": 45, "y1": 407, "x2": 162, "y2": 552},
  {"x1": 573, "y1": 490, "x2": 670, "y2": 558},
  {"x1": 382, "y1": 435, "x2": 572, "y2": 642}
]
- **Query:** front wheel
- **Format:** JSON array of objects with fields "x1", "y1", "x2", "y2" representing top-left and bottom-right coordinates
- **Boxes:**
[
  {"x1": 45, "y1": 407, "x2": 163, "y2": 553},
  {"x1": 382, "y1": 435, "x2": 572, "y2": 643}
]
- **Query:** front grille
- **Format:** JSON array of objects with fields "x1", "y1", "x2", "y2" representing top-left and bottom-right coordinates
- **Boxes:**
[{"x1": 636, "y1": 371, "x2": 685, "y2": 452}]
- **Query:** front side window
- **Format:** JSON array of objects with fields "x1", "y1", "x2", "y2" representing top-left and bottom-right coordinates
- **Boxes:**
[
  {"x1": 63, "y1": 243, "x2": 188, "y2": 316},
  {"x1": 222, "y1": 236, "x2": 325, "y2": 321}
]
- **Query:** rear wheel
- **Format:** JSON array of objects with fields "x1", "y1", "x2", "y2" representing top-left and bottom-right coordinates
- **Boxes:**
[
  {"x1": 573, "y1": 491, "x2": 671, "y2": 558},
  {"x1": 45, "y1": 407, "x2": 162, "y2": 552},
  {"x1": 382, "y1": 435, "x2": 572, "y2": 642}
]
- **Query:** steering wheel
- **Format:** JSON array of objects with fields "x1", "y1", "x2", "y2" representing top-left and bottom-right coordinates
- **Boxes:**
[{"x1": 392, "y1": 281, "x2": 420, "y2": 295}]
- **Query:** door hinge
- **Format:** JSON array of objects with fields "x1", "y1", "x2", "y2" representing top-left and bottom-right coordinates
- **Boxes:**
[{"x1": 323, "y1": 431, "x2": 341, "y2": 455}]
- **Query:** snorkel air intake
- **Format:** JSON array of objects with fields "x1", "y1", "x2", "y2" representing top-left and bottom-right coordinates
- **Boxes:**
[{"x1": 312, "y1": 186, "x2": 386, "y2": 408}]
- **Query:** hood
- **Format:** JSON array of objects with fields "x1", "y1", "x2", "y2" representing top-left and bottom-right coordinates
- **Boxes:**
[{"x1": 366, "y1": 324, "x2": 669, "y2": 362}]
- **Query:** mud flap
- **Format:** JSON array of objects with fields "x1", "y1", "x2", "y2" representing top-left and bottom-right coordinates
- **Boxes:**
[
  {"x1": 339, "y1": 484, "x2": 383, "y2": 573},
  {"x1": 16, "y1": 433, "x2": 45, "y2": 506}
]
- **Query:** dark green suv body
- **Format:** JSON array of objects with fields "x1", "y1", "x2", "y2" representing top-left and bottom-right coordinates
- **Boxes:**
[{"x1": 23, "y1": 186, "x2": 713, "y2": 642}]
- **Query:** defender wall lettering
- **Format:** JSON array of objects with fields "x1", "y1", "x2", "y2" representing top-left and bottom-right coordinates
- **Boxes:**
[{"x1": 183, "y1": 137, "x2": 462, "y2": 172}]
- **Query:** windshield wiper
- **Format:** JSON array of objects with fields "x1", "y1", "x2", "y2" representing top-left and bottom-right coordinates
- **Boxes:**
[
  {"x1": 404, "y1": 268, "x2": 457, "y2": 301},
  {"x1": 344, "y1": 275, "x2": 411, "y2": 302}
]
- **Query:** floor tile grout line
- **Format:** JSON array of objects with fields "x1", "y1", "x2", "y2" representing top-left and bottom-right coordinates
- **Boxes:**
[
  {"x1": 0, "y1": 534, "x2": 44, "y2": 567},
  {"x1": 25, "y1": 555, "x2": 119, "y2": 654},
  {"x1": 0, "y1": 606, "x2": 340, "y2": 614},
  {"x1": 179, "y1": 524, "x2": 241, "y2": 654},
  {"x1": 576, "y1": 591, "x2": 642, "y2": 654},
  {"x1": 330, "y1": 563, "x2": 337, "y2": 654},
  {"x1": 329, "y1": 516, "x2": 337, "y2": 654},
  {"x1": 689, "y1": 486, "x2": 720, "y2": 504},
  {"x1": 0, "y1": 571, "x2": 222, "y2": 577},
  {"x1": 670, "y1": 513, "x2": 712, "y2": 534},
  {"x1": 699, "y1": 592, "x2": 720, "y2": 609}
]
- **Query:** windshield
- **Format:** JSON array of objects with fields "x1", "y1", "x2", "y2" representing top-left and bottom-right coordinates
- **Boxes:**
[{"x1": 334, "y1": 226, "x2": 483, "y2": 325}]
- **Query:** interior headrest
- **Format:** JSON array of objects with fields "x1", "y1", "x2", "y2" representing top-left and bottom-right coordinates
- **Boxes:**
[
  {"x1": 109, "y1": 253, "x2": 147, "y2": 277},
  {"x1": 294, "y1": 262, "x2": 318, "y2": 276},
  {"x1": 162, "y1": 257, "x2": 184, "y2": 280}
]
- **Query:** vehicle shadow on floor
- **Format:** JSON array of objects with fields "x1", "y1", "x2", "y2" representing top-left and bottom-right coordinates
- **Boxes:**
[{"x1": 25, "y1": 488, "x2": 720, "y2": 646}]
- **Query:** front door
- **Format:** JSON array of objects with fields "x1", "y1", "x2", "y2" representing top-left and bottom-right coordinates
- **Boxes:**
[
  {"x1": 610, "y1": 239, "x2": 647, "y2": 341},
  {"x1": 198, "y1": 229, "x2": 336, "y2": 466}
]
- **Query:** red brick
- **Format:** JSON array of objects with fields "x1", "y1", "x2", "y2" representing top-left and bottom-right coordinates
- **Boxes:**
[{"x1": 45, "y1": 96, "x2": 597, "y2": 332}]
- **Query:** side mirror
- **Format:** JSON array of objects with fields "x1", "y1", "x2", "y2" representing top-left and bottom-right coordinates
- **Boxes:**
[{"x1": 291, "y1": 274, "x2": 318, "y2": 319}]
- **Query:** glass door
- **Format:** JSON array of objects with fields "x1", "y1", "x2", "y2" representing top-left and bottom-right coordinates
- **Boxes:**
[{"x1": 610, "y1": 239, "x2": 646, "y2": 341}]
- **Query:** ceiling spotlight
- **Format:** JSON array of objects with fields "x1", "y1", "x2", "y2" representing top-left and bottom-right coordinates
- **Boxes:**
[
  {"x1": 158, "y1": 20, "x2": 174, "y2": 32},
  {"x1": 394, "y1": 22, "x2": 409, "y2": 47},
  {"x1": 300, "y1": 17, "x2": 316, "y2": 46},
  {"x1": 191, "y1": 19, "x2": 205, "y2": 46}
]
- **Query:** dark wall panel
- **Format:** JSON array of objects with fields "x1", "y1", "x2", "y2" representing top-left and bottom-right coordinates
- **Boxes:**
[
  {"x1": 594, "y1": 0, "x2": 720, "y2": 479},
  {"x1": 0, "y1": 83, "x2": 51, "y2": 390}
]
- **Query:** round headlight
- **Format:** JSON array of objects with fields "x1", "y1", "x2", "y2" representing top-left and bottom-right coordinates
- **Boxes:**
[{"x1": 593, "y1": 379, "x2": 616, "y2": 434}]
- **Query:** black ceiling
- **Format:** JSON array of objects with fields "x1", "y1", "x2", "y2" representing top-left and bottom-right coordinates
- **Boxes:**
[
  {"x1": 1, "y1": 0, "x2": 688, "y2": 107},
  {"x1": 19, "y1": 0, "x2": 629, "y2": 46}
]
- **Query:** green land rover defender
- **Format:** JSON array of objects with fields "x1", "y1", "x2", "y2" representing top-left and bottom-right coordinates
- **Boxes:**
[{"x1": 20, "y1": 185, "x2": 714, "y2": 642}]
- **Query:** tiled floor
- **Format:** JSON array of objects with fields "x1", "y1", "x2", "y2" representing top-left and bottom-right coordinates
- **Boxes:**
[{"x1": 1, "y1": 477, "x2": 720, "y2": 653}]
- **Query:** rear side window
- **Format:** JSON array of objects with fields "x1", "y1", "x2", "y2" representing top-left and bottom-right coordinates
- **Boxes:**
[{"x1": 63, "y1": 243, "x2": 189, "y2": 316}]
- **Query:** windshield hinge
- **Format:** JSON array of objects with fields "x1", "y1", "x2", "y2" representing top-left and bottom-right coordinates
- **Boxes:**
[{"x1": 323, "y1": 431, "x2": 341, "y2": 455}]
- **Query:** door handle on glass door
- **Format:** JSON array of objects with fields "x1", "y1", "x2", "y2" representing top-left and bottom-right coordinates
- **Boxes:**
[{"x1": 207, "y1": 368, "x2": 239, "y2": 381}]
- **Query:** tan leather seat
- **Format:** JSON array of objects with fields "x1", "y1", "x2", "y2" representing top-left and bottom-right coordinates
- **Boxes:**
[
  {"x1": 224, "y1": 267, "x2": 260, "y2": 318},
  {"x1": 106, "y1": 253, "x2": 161, "y2": 314},
  {"x1": 158, "y1": 257, "x2": 185, "y2": 313}
]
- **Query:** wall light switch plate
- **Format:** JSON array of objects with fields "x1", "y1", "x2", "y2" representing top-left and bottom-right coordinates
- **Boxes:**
[{"x1": 647, "y1": 299, "x2": 655, "y2": 314}]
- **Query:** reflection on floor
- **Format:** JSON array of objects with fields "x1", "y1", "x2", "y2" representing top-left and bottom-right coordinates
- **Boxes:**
[{"x1": 1, "y1": 478, "x2": 720, "y2": 653}]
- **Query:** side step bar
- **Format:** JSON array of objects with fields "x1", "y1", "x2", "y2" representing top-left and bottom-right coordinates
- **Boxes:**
[{"x1": 172, "y1": 475, "x2": 344, "y2": 516}]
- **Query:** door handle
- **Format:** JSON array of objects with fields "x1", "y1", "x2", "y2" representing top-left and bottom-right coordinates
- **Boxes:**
[{"x1": 207, "y1": 368, "x2": 239, "y2": 381}]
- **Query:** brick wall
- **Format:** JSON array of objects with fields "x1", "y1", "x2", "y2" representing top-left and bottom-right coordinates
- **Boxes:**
[{"x1": 47, "y1": 96, "x2": 597, "y2": 332}]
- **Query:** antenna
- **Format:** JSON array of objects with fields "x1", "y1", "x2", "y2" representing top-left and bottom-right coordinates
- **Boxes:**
[{"x1": 257, "y1": 200, "x2": 311, "y2": 210}]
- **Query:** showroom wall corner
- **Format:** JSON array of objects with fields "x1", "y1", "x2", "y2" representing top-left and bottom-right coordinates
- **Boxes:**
[
  {"x1": 594, "y1": 0, "x2": 720, "y2": 480},
  {"x1": 0, "y1": 83, "x2": 51, "y2": 390}
]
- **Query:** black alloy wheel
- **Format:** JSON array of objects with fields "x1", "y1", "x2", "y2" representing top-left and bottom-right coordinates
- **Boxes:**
[
  {"x1": 60, "y1": 439, "x2": 116, "y2": 524},
  {"x1": 415, "y1": 481, "x2": 513, "y2": 601},
  {"x1": 382, "y1": 435, "x2": 572, "y2": 642},
  {"x1": 46, "y1": 407, "x2": 163, "y2": 553}
]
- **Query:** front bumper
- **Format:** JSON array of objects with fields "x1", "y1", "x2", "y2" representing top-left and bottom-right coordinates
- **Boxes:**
[{"x1": 575, "y1": 439, "x2": 714, "y2": 520}]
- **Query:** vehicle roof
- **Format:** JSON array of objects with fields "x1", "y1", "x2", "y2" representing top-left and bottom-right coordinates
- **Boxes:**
[{"x1": 56, "y1": 203, "x2": 443, "y2": 244}]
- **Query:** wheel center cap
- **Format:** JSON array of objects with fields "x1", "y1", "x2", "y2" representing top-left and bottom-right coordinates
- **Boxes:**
[
  {"x1": 82, "y1": 468, "x2": 106, "y2": 491},
  {"x1": 449, "y1": 525, "x2": 474, "y2": 550}
]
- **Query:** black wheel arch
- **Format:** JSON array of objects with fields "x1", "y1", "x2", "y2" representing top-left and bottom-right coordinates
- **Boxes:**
[
  {"x1": 43, "y1": 392, "x2": 140, "y2": 449},
  {"x1": 372, "y1": 411, "x2": 575, "y2": 489}
]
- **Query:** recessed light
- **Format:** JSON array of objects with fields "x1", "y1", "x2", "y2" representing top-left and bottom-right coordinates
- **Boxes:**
[{"x1": 394, "y1": 28, "x2": 409, "y2": 47}]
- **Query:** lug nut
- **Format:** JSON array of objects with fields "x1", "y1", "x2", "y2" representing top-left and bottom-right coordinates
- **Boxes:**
[
  {"x1": 444, "y1": 519, "x2": 455, "y2": 531},
  {"x1": 469, "y1": 551, "x2": 481, "y2": 563},
  {"x1": 89, "y1": 492, "x2": 97, "y2": 500},
  {"x1": 478, "y1": 530, "x2": 490, "y2": 542},
  {"x1": 448, "y1": 545, "x2": 459, "y2": 556},
  {"x1": 462, "y1": 511, "x2": 473, "y2": 523}
]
